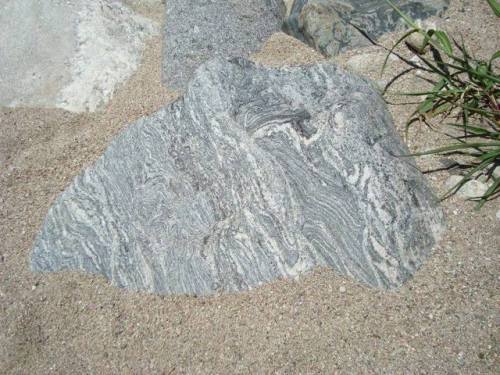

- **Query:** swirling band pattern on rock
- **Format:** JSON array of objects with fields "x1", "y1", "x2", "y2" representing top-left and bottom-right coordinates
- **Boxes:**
[{"x1": 32, "y1": 58, "x2": 444, "y2": 295}]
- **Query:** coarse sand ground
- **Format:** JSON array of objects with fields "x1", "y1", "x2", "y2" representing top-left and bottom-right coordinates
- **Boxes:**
[{"x1": 0, "y1": 0, "x2": 498, "y2": 373}]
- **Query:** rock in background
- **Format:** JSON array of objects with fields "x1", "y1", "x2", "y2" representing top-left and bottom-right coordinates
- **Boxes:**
[
  {"x1": 0, "y1": 0, "x2": 158, "y2": 112},
  {"x1": 31, "y1": 58, "x2": 445, "y2": 295},
  {"x1": 163, "y1": 0, "x2": 285, "y2": 90},
  {"x1": 282, "y1": 0, "x2": 450, "y2": 56}
]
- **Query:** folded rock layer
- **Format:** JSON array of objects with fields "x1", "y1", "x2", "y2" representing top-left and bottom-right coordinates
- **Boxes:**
[{"x1": 32, "y1": 58, "x2": 444, "y2": 295}]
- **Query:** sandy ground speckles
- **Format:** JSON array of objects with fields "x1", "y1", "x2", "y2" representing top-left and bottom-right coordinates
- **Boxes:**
[
  {"x1": 1, "y1": 1, "x2": 499, "y2": 373},
  {"x1": 251, "y1": 32, "x2": 325, "y2": 67}
]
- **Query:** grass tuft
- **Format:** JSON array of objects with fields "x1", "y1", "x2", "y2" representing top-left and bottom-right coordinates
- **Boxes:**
[{"x1": 369, "y1": 0, "x2": 500, "y2": 209}]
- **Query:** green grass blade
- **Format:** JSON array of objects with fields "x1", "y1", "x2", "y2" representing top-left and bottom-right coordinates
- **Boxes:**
[
  {"x1": 381, "y1": 29, "x2": 419, "y2": 74},
  {"x1": 434, "y1": 31, "x2": 453, "y2": 55},
  {"x1": 385, "y1": 0, "x2": 419, "y2": 28},
  {"x1": 487, "y1": 0, "x2": 500, "y2": 17},
  {"x1": 476, "y1": 179, "x2": 500, "y2": 209},
  {"x1": 407, "y1": 142, "x2": 500, "y2": 157}
]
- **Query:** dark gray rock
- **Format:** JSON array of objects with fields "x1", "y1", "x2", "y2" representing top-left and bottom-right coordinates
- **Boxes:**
[
  {"x1": 162, "y1": 0, "x2": 449, "y2": 89},
  {"x1": 163, "y1": 0, "x2": 285, "y2": 90},
  {"x1": 31, "y1": 58, "x2": 444, "y2": 295},
  {"x1": 283, "y1": 0, "x2": 450, "y2": 56}
]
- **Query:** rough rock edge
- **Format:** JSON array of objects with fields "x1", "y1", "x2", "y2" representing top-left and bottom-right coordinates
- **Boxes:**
[
  {"x1": 56, "y1": 1, "x2": 158, "y2": 112},
  {"x1": 31, "y1": 57, "x2": 445, "y2": 295}
]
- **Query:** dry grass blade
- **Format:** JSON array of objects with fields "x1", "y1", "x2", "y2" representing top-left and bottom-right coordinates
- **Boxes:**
[{"x1": 381, "y1": 0, "x2": 500, "y2": 209}]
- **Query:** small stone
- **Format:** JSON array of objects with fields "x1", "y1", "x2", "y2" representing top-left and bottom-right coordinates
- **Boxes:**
[
  {"x1": 375, "y1": 80, "x2": 389, "y2": 92},
  {"x1": 496, "y1": 210, "x2": 500, "y2": 221},
  {"x1": 456, "y1": 351, "x2": 465, "y2": 366},
  {"x1": 339, "y1": 286, "x2": 347, "y2": 293},
  {"x1": 493, "y1": 166, "x2": 500, "y2": 179},
  {"x1": 472, "y1": 170, "x2": 495, "y2": 185},
  {"x1": 410, "y1": 55, "x2": 426, "y2": 68},
  {"x1": 458, "y1": 180, "x2": 489, "y2": 199},
  {"x1": 445, "y1": 175, "x2": 463, "y2": 191},
  {"x1": 445, "y1": 175, "x2": 489, "y2": 199},
  {"x1": 407, "y1": 20, "x2": 438, "y2": 50}
]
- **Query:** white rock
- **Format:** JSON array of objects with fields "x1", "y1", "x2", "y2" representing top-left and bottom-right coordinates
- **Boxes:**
[
  {"x1": 446, "y1": 175, "x2": 489, "y2": 199},
  {"x1": 445, "y1": 175, "x2": 463, "y2": 191},
  {"x1": 0, "y1": 0, "x2": 158, "y2": 112},
  {"x1": 496, "y1": 210, "x2": 500, "y2": 221},
  {"x1": 459, "y1": 180, "x2": 490, "y2": 199},
  {"x1": 407, "y1": 20, "x2": 438, "y2": 50}
]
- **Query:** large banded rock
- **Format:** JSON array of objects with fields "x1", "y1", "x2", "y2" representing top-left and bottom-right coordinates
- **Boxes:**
[
  {"x1": 163, "y1": 0, "x2": 284, "y2": 90},
  {"x1": 283, "y1": 0, "x2": 450, "y2": 56},
  {"x1": 0, "y1": 0, "x2": 157, "y2": 112},
  {"x1": 31, "y1": 58, "x2": 444, "y2": 295}
]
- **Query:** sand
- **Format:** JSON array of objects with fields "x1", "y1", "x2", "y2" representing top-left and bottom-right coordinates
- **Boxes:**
[{"x1": 0, "y1": 1, "x2": 498, "y2": 373}]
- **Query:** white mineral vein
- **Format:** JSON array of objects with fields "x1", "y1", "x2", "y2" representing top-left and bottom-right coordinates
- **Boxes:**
[{"x1": 31, "y1": 58, "x2": 445, "y2": 295}]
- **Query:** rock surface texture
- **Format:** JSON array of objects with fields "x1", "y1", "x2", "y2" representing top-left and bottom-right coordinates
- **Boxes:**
[
  {"x1": 163, "y1": 0, "x2": 285, "y2": 90},
  {"x1": 0, "y1": 0, "x2": 157, "y2": 112},
  {"x1": 282, "y1": 0, "x2": 450, "y2": 56},
  {"x1": 32, "y1": 58, "x2": 445, "y2": 295},
  {"x1": 163, "y1": 0, "x2": 449, "y2": 89}
]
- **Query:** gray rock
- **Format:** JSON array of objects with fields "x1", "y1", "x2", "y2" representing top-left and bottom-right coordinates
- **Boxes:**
[
  {"x1": 31, "y1": 58, "x2": 445, "y2": 295},
  {"x1": 282, "y1": 0, "x2": 450, "y2": 57},
  {"x1": 0, "y1": 0, "x2": 157, "y2": 112},
  {"x1": 163, "y1": 0, "x2": 285, "y2": 90}
]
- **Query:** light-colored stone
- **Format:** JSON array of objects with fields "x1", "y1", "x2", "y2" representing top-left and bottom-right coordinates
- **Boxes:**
[
  {"x1": 445, "y1": 175, "x2": 489, "y2": 199},
  {"x1": 406, "y1": 20, "x2": 438, "y2": 51},
  {"x1": 0, "y1": 0, "x2": 158, "y2": 112},
  {"x1": 445, "y1": 175, "x2": 463, "y2": 191},
  {"x1": 493, "y1": 166, "x2": 500, "y2": 179},
  {"x1": 459, "y1": 180, "x2": 489, "y2": 199}
]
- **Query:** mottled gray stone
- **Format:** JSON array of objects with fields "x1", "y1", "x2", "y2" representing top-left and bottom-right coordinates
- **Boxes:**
[
  {"x1": 32, "y1": 58, "x2": 445, "y2": 295},
  {"x1": 163, "y1": 0, "x2": 449, "y2": 89},
  {"x1": 282, "y1": 0, "x2": 450, "y2": 56},
  {"x1": 163, "y1": 0, "x2": 285, "y2": 90}
]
